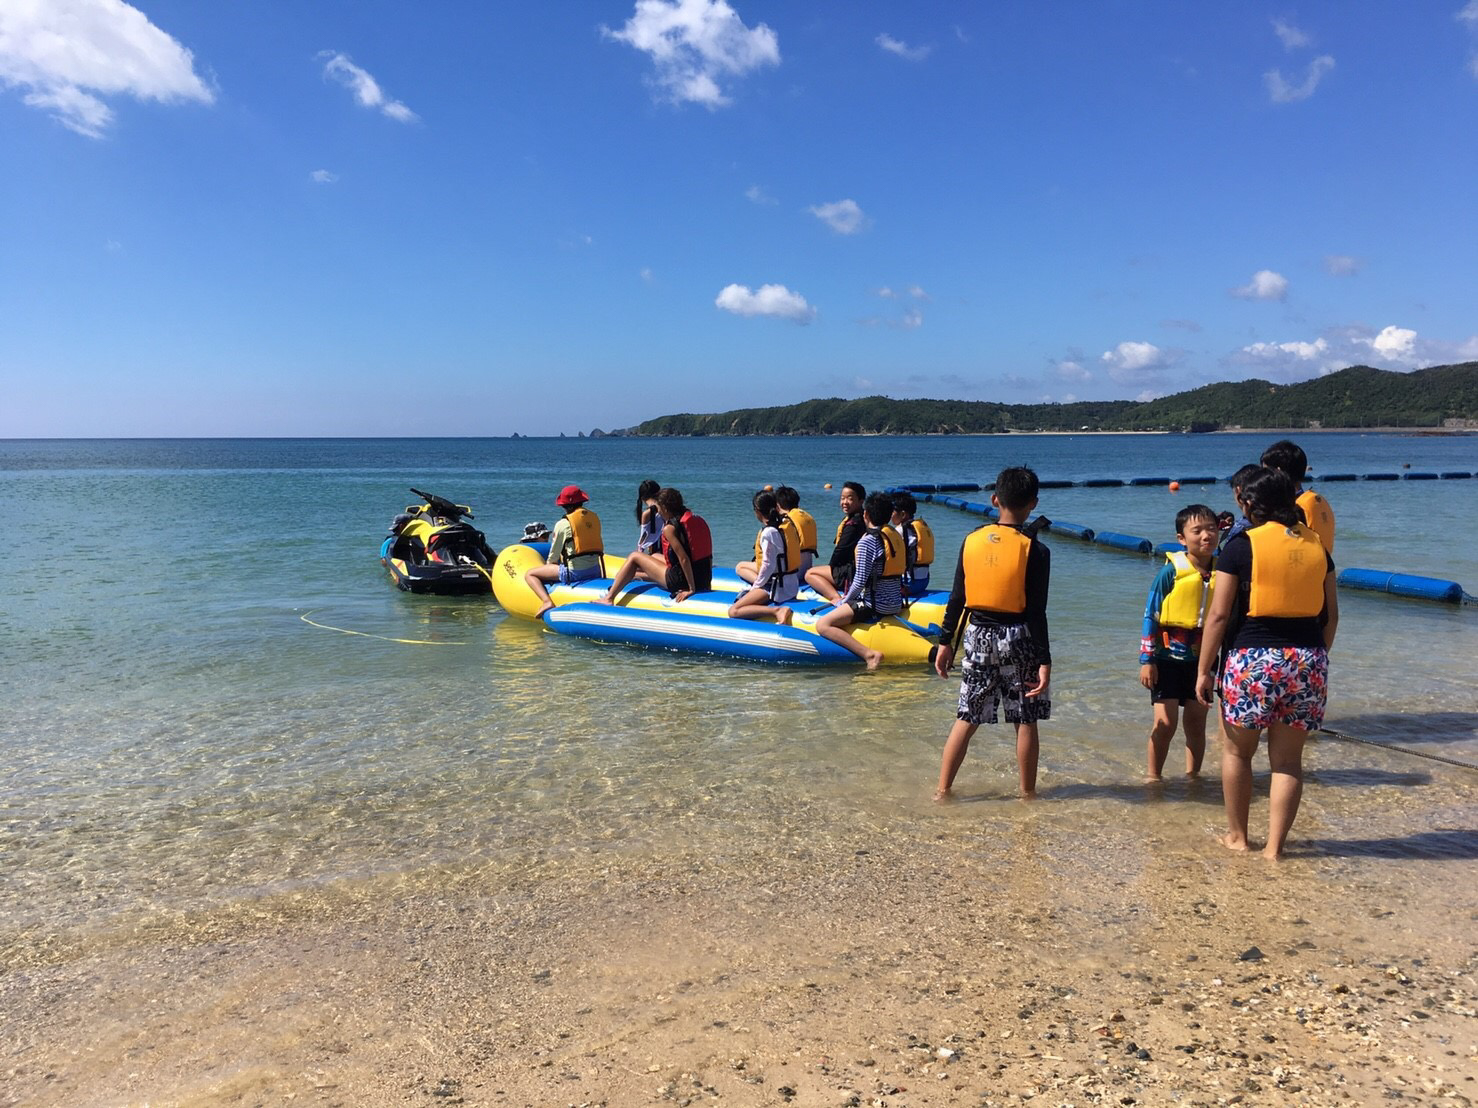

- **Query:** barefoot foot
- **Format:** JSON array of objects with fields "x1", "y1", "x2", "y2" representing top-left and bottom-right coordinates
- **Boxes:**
[
  {"x1": 1219, "y1": 832, "x2": 1251, "y2": 853},
  {"x1": 932, "y1": 788, "x2": 953, "y2": 804},
  {"x1": 534, "y1": 603, "x2": 554, "y2": 620},
  {"x1": 775, "y1": 606, "x2": 794, "y2": 626}
]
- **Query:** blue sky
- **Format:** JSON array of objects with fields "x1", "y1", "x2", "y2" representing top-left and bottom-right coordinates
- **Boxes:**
[{"x1": 3, "y1": 1, "x2": 1477, "y2": 437}]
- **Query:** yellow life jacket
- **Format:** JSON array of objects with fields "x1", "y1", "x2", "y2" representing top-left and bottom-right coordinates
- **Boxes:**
[
  {"x1": 786, "y1": 507, "x2": 819, "y2": 554},
  {"x1": 753, "y1": 517, "x2": 802, "y2": 581},
  {"x1": 1158, "y1": 550, "x2": 1215, "y2": 629},
  {"x1": 908, "y1": 518, "x2": 934, "y2": 567},
  {"x1": 1246, "y1": 521, "x2": 1327, "y2": 618},
  {"x1": 869, "y1": 525, "x2": 907, "y2": 579},
  {"x1": 1297, "y1": 488, "x2": 1335, "y2": 552},
  {"x1": 962, "y1": 524, "x2": 1032, "y2": 613},
  {"x1": 564, "y1": 506, "x2": 604, "y2": 557}
]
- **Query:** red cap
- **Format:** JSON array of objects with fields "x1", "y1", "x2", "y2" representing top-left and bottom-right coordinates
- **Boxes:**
[{"x1": 555, "y1": 484, "x2": 589, "y2": 507}]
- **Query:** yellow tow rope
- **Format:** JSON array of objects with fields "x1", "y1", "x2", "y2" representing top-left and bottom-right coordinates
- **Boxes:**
[{"x1": 299, "y1": 609, "x2": 469, "y2": 646}]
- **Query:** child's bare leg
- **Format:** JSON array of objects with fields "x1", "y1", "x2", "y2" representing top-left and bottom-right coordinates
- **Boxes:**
[
  {"x1": 935, "y1": 719, "x2": 977, "y2": 800},
  {"x1": 1015, "y1": 721, "x2": 1040, "y2": 798},
  {"x1": 735, "y1": 560, "x2": 759, "y2": 584},
  {"x1": 1220, "y1": 720, "x2": 1259, "y2": 851},
  {"x1": 1147, "y1": 701, "x2": 1179, "y2": 781},
  {"x1": 1263, "y1": 723, "x2": 1307, "y2": 860},
  {"x1": 525, "y1": 566, "x2": 558, "y2": 617},
  {"x1": 1182, "y1": 700, "x2": 1209, "y2": 776},
  {"x1": 817, "y1": 606, "x2": 883, "y2": 669},
  {"x1": 599, "y1": 557, "x2": 639, "y2": 602},
  {"x1": 805, "y1": 566, "x2": 840, "y2": 603}
]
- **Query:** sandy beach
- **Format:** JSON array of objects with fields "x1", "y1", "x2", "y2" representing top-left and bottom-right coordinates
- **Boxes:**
[{"x1": 5, "y1": 790, "x2": 1474, "y2": 1108}]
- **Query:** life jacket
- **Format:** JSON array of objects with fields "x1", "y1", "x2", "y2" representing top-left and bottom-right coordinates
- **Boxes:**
[
  {"x1": 786, "y1": 507, "x2": 819, "y2": 554},
  {"x1": 1158, "y1": 550, "x2": 1215, "y2": 629},
  {"x1": 830, "y1": 512, "x2": 865, "y2": 570},
  {"x1": 1245, "y1": 521, "x2": 1327, "y2": 618},
  {"x1": 907, "y1": 518, "x2": 934, "y2": 568},
  {"x1": 962, "y1": 524, "x2": 1032, "y2": 614},
  {"x1": 1296, "y1": 489, "x2": 1335, "y2": 552},
  {"x1": 866, "y1": 525, "x2": 907, "y2": 580},
  {"x1": 676, "y1": 510, "x2": 712, "y2": 562},
  {"x1": 564, "y1": 506, "x2": 603, "y2": 558},
  {"x1": 754, "y1": 517, "x2": 802, "y2": 585}
]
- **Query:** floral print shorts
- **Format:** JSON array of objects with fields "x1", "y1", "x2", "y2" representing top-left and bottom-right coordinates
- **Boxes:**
[{"x1": 1220, "y1": 646, "x2": 1328, "y2": 731}]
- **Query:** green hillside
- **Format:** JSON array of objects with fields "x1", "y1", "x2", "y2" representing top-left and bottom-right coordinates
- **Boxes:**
[{"x1": 628, "y1": 363, "x2": 1478, "y2": 435}]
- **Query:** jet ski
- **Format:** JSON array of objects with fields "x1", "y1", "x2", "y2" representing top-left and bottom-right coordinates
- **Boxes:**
[{"x1": 380, "y1": 488, "x2": 497, "y2": 595}]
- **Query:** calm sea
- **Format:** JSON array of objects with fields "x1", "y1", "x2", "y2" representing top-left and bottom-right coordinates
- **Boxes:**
[{"x1": 2, "y1": 434, "x2": 1475, "y2": 940}]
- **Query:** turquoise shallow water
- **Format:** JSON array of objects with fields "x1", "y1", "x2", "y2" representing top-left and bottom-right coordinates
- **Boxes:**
[{"x1": 2, "y1": 434, "x2": 1475, "y2": 938}]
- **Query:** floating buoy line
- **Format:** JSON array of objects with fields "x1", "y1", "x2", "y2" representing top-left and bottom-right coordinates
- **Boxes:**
[{"x1": 889, "y1": 472, "x2": 1475, "y2": 606}]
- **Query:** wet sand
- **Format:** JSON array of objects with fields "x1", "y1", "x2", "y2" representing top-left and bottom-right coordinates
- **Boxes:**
[{"x1": 4, "y1": 801, "x2": 1475, "y2": 1108}]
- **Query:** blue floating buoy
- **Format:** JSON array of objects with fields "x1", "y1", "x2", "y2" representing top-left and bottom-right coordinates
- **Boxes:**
[
  {"x1": 1037, "y1": 479, "x2": 1075, "y2": 489},
  {"x1": 1178, "y1": 476, "x2": 1219, "y2": 485},
  {"x1": 1363, "y1": 473, "x2": 1400, "y2": 481},
  {"x1": 1153, "y1": 541, "x2": 1187, "y2": 556},
  {"x1": 1318, "y1": 473, "x2": 1358, "y2": 481},
  {"x1": 961, "y1": 501, "x2": 991, "y2": 515},
  {"x1": 1440, "y1": 471, "x2": 1473, "y2": 479},
  {"x1": 1095, "y1": 531, "x2": 1154, "y2": 553},
  {"x1": 1403, "y1": 472, "x2": 1439, "y2": 480},
  {"x1": 937, "y1": 482, "x2": 982, "y2": 493},
  {"x1": 1048, "y1": 521, "x2": 1096, "y2": 541},
  {"x1": 1338, "y1": 568, "x2": 1464, "y2": 604},
  {"x1": 1130, "y1": 477, "x2": 1172, "y2": 486},
  {"x1": 1083, "y1": 478, "x2": 1124, "y2": 487}
]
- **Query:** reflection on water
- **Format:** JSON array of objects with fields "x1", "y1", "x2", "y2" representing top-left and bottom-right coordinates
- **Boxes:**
[{"x1": 2, "y1": 435, "x2": 1476, "y2": 950}]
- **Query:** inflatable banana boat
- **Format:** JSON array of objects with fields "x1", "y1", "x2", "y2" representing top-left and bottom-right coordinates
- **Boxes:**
[{"x1": 492, "y1": 543, "x2": 937, "y2": 666}]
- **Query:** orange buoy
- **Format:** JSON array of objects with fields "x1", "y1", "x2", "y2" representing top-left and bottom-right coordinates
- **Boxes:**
[
  {"x1": 1169, "y1": 481, "x2": 1181, "y2": 492},
  {"x1": 823, "y1": 483, "x2": 833, "y2": 490},
  {"x1": 763, "y1": 484, "x2": 773, "y2": 491}
]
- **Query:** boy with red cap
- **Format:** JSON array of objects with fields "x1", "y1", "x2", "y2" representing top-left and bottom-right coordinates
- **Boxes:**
[{"x1": 525, "y1": 485, "x2": 605, "y2": 618}]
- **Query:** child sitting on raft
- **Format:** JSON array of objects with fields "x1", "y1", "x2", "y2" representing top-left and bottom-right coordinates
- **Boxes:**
[
  {"x1": 599, "y1": 487, "x2": 712, "y2": 603},
  {"x1": 805, "y1": 481, "x2": 867, "y2": 603},
  {"x1": 634, "y1": 478, "x2": 664, "y2": 556},
  {"x1": 815, "y1": 491, "x2": 906, "y2": 669},
  {"x1": 729, "y1": 490, "x2": 801, "y2": 625},
  {"x1": 776, "y1": 486, "x2": 818, "y2": 579},
  {"x1": 526, "y1": 485, "x2": 604, "y2": 619},
  {"x1": 890, "y1": 489, "x2": 934, "y2": 598}
]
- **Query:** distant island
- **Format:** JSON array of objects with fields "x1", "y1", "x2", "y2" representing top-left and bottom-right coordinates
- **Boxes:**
[{"x1": 618, "y1": 363, "x2": 1477, "y2": 436}]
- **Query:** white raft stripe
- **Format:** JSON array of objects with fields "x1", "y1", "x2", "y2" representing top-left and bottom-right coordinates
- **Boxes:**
[{"x1": 549, "y1": 608, "x2": 822, "y2": 655}]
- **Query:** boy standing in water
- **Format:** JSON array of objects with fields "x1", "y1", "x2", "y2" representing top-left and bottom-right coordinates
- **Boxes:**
[
  {"x1": 934, "y1": 467, "x2": 1051, "y2": 800},
  {"x1": 1139, "y1": 504, "x2": 1219, "y2": 780}
]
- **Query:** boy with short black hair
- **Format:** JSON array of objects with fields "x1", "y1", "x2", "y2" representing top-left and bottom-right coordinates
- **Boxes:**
[
  {"x1": 1139, "y1": 504, "x2": 1219, "y2": 780},
  {"x1": 1261, "y1": 439, "x2": 1335, "y2": 551},
  {"x1": 934, "y1": 466, "x2": 1051, "y2": 800},
  {"x1": 889, "y1": 489, "x2": 934, "y2": 597},
  {"x1": 815, "y1": 491, "x2": 904, "y2": 670},
  {"x1": 775, "y1": 485, "x2": 818, "y2": 578},
  {"x1": 805, "y1": 481, "x2": 867, "y2": 603}
]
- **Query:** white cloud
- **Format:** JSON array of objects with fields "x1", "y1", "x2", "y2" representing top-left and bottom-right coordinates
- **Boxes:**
[
  {"x1": 876, "y1": 287, "x2": 896, "y2": 299},
  {"x1": 907, "y1": 284, "x2": 929, "y2": 300},
  {"x1": 808, "y1": 198, "x2": 868, "y2": 234},
  {"x1": 715, "y1": 282, "x2": 815, "y2": 323},
  {"x1": 1271, "y1": 18, "x2": 1311, "y2": 50},
  {"x1": 320, "y1": 52, "x2": 417, "y2": 122},
  {"x1": 1054, "y1": 359, "x2": 1093, "y2": 382},
  {"x1": 604, "y1": 0, "x2": 779, "y2": 109},
  {"x1": 1369, "y1": 324, "x2": 1417, "y2": 360},
  {"x1": 310, "y1": 169, "x2": 338, "y2": 184},
  {"x1": 1232, "y1": 269, "x2": 1289, "y2": 301},
  {"x1": 1265, "y1": 55, "x2": 1335, "y2": 102},
  {"x1": 876, "y1": 33, "x2": 931, "y2": 61},
  {"x1": 1324, "y1": 254, "x2": 1361, "y2": 277},
  {"x1": 1459, "y1": 2, "x2": 1478, "y2": 77},
  {"x1": 745, "y1": 184, "x2": 777, "y2": 205},
  {"x1": 640, "y1": 266, "x2": 654, "y2": 283},
  {"x1": 1100, "y1": 341, "x2": 1175, "y2": 383},
  {"x1": 895, "y1": 308, "x2": 923, "y2": 330},
  {"x1": 1233, "y1": 323, "x2": 1478, "y2": 379},
  {"x1": 0, "y1": 0, "x2": 213, "y2": 138}
]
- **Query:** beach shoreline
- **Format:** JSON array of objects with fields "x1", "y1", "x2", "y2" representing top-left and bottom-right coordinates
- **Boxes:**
[{"x1": 5, "y1": 803, "x2": 1474, "y2": 1107}]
